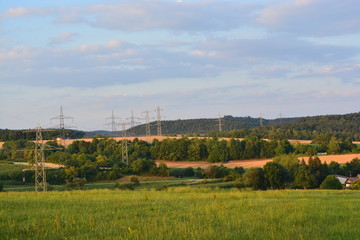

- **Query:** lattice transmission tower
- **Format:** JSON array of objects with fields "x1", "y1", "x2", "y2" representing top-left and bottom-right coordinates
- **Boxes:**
[
  {"x1": 105, "y1": 110, "x2": 121, "y2": 138},
  {"x1": 215, "y1": 113, "x2": 224, "y2": 132},
  {"x1": 34, "y1": 126, "x2": 47, "y2": 192},
  {"x1": 259, "y1": 113, "x2": 264, "y2": 127},
  {"x1": 126, "y1": 111, "x2": 141, "y2": 136},
  {"x1": 142, "y1": 110, "x2": 153, "y2": 136},
  {"x1": 120, "y1": 122, "x2": 130, "y2": 165},
  {"x1": 50, "y1": 106, "x2": 76, "y2": 149},
  {"x1": 154, "y1": 106, "x2": 164, "y2": 136}
]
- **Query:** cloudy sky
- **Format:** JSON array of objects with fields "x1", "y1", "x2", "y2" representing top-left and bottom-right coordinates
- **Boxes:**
[{"x1": 1, "y1": 0, "x2": 359, "y2": 130}]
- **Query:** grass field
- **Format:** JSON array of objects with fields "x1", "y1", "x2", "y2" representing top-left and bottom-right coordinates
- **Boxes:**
[
  {"x1": 0, "y1": 162, "x2": 28, "y2": 178},
  {"x1": 0, "y1": 189, "x2": 359, "y2": 240}
]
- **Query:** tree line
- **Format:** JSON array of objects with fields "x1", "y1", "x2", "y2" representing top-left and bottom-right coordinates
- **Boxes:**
[{"x1": 0, "y1": 129, "x2": 85, "y2": 141}]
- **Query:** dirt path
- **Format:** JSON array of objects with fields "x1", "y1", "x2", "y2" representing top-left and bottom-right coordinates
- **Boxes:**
[
  {"x1": 156, "y1": 153, "x2": 360, "y2": 169},
  {"x1": 13, "y1": 162, "x2": 65, "y2": 168}
]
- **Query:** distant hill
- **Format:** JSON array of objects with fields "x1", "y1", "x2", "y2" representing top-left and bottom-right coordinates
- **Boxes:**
[
  {"x1": 2, "y1": 112, "x2": 359, "y2": 141},
  {"x1": 84, "y1": 112, "x2": 360, "y2": 140}
]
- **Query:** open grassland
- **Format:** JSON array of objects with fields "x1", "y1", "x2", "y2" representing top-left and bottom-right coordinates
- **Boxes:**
[
  {"x1": 0, "y1": 189, "x2": 359, "y2": 240},
  {"x1": 0, "y1": 162, "x2": 28, "y2": 177}
]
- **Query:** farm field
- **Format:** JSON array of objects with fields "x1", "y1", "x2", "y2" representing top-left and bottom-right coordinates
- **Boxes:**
[
  {"x1": 1, "y1": 136, "x2": 358, "y2": 149},
  {"x1": 157, "y1": 153, "x2": 360, "y2": 169},
  {"x1": 0, "y1": 189, "x2": 359, "y2": 240}
]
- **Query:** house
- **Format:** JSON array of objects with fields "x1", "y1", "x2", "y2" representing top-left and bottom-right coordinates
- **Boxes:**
[
  {"x1": 333, "y1": 174, "x2": 348, "y2": 185},
  {"x1": 345, "y1": 174, "x2": 360, "y2": 188}
]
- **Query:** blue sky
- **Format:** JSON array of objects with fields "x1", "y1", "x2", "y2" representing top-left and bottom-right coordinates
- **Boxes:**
[{"x1": 0, "y1": 0, "x2": 359, "y2": 130}]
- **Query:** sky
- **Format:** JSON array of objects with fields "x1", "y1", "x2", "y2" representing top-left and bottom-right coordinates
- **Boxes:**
[{"x1": 0, "y1": 0, "x2": 359, "y2": 131}]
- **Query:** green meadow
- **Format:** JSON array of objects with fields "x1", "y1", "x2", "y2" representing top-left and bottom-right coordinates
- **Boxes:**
[{"x1": 0, "y1": 189, "x2": 359, "y2": 240}]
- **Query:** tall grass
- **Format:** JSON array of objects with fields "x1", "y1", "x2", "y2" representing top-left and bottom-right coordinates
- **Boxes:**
[{"x1": 0, "y1": 189, "x2": 359, "y2": 239}]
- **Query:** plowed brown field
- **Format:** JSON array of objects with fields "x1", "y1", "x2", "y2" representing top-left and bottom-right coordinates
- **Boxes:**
[{"x1": 156, "y1": 153, "x2": 360, "y2": 169}]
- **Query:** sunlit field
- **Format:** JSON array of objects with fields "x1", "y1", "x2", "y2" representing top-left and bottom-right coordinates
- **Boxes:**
[{"x1": 1, "y1": 189, "x2": 359, "y2": 240}]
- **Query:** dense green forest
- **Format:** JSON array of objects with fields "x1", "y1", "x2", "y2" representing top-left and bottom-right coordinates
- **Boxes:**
[
  {"x1": 0, "y1": 129, "x2": 85, "y2": 141},
  {"x1": 1, "y1": 112, "x2": 359, "y2": 141},
  {"x1": 87, "y1": 112, "x2": 360, "y2": 140}
]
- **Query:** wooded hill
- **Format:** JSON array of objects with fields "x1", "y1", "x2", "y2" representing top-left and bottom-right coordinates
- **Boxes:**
[
  {"x1": 1, "y1": 112, "x2": 359, "y2": 141},
  {"x1": 120, "y1": 112, "x2": 360, "y2": 140}
]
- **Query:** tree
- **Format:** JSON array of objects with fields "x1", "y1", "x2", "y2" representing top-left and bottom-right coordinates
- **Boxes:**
[
  {"x1": 327, "y1": 137, "x2": 340, "y2": 154},
  {"x1": 158, "y1": 162, "x2": 169, "y2": 177},
  {"x1": 229, "y1": 139, "x2": 243, "y2": 160},
  {"x1": 263, "y1": 162, "x2": 288, "y2": 189},
  {"x1": 243, "y1": 168, "x2": 266, "y2": 190},
  {"x1": 129, "y1": 176, "x2": 140, "y2": 186},
  {"x1": 293, "y1": 165, "x2": 316, "y2": 189},
  {"x1": 204, "y1": 165, "x2": 228, "y2": 178},
  {"x1": 328, "y1": 161, "x2": 341, "y2": 175},
  {"x1": 344, "y1": 158, "x2": 360, "y2": 176},
  {"x1": 131, "y1": 158, "x2": 156, "y2": 174},
  {"x1": 320, "y1": 175, "x2": 342, "y2": 189},
  {"x1": 351, "y1": 179, "x2": 360, "y2": 190}
]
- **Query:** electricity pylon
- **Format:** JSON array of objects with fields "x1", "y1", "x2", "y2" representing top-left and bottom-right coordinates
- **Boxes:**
[
  {"x1": 142, "y1": 110, "x2": 153, "y2": 136},
  {"x1": 50, "y1": 106, "x2": 76, "y2": 135},
  {"x1": 279, "y1": 112, "x2": 283, "y2": 125},
  {"x1": 50, "y1": 106, "x2": 76, "y2": 148},
  {"x1": 34, "y1": 126, "x2": 47, "y2": 192},
  {"x1": 259, "y1": 113, "x2": 264, "y2": 127},
  {"x1": 154, "y1": 106, "x2": 164, "y2": 136},
  {"x1": 23, "y1": 127, "x2": 62, "y2": 191},
  {"x1": 105, "y1": 110, "x2": 121, "y2": 138},
  {"x1": 126, "y1": 111, "x2": 141, "y2": 136},
  {"x1": 120, "y1": 122, "x2": 130, "y2": 165},
  {"x1": 215, "y1": 113, "x2": 224, "y2": 132}
]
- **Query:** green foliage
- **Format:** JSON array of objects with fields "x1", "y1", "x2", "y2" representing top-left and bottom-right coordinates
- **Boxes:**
[
  {"x1": 263, "y1": 162, "x2": 288, "y2": 189},
  {"x1": 293, "y1": 165, "x2": 317, "y2": 189},
  {"x1": 129, "y1": 176, "x2": 140, "y2": 186},
  {"x1": 320, "y1": 175, "x2": 343, "y2": 190},
  {"x1": 0, "y1": 182, "x2": 3, "y2": 192},
  {"x1": 204, "y1": 165, "x2": 229, "y2": 179},
  {"x1": 125, "y1": 112, "x2": 360, "y2": 141},
  {"x1": 243, "y1": 168, "x2": 266, "y2": 190},
  {"x1": 157, "y1": 162, "x2": 170, "y2": 177},
  {"x1": 170, "y1": 167, "x2": 195, "y2": 178},
  {"x1": 131, "y1": 158, "x2": 156, "y2": 174},
  {"x1": 344, "y1": 158, "x2": 360, "y2": 175},
  {"x1": 327, "y1": 137, "x2": 341, "y2": 154},
  {"x1": 115, "y1": 182, "x2": 135, "y2": 190},
  {"x1": 0, "y1": 129, "x2": 85, "y2": 141},
  {"x1": 0, "y1": 162, "x2": 28, "y2": 181},
  {"x1": 351, "y1": 179, "x2": 360, "y2": 190}
]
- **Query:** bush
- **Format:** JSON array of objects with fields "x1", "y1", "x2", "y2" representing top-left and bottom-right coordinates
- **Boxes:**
[
  {"x1": 204, "y1": 165, "x2": 229, "y2": 179},
  {"x1": 243, "y1": 168, "x2": 266, "y2": 190},
  {"x1": 170, "y1": 168, "x2": 195, "y2": 178},
  {"x1": 129, "y1": 176, "x2": 140, "y2": 186},
  {"x1": 115, "y1": 182, "x2": 135, "y2": 190},
  {"x1": 0, "y1": 182, "x2": 3, "y2": 192},
  {"x1": 351, "y1": 179, "x2": 360, "y2": 190},
  {"x1": 320, "y1": 175, "x2": 343, "y2": 190}
]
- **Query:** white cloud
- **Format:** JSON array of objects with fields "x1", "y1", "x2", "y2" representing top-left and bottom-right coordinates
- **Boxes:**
[
  {"x1": 256, "y1": 0, "x2": 360, "y2": 36},
  {"x1": 49, "y1": 32, "x2": 77, "y2": 45}
]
